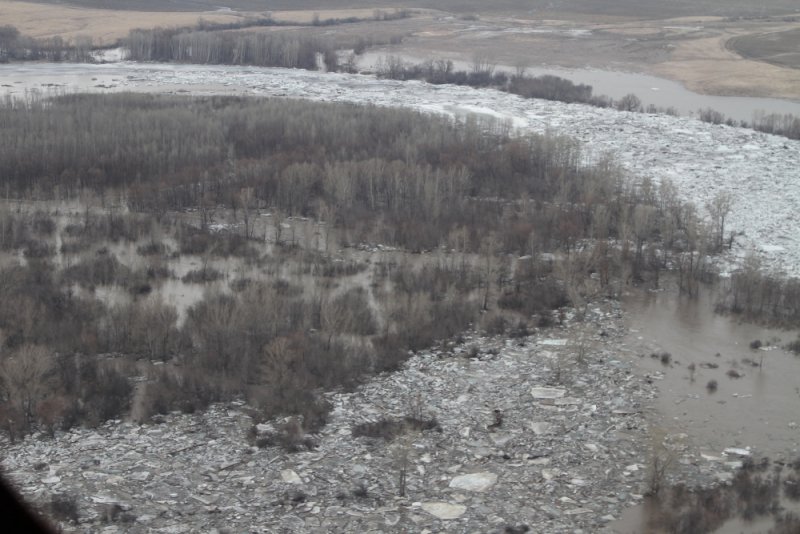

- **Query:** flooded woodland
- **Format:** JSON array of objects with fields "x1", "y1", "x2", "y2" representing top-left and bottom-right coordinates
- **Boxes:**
[{"x1": 0, "y1": 87, "x2": 797, "y2": 533}]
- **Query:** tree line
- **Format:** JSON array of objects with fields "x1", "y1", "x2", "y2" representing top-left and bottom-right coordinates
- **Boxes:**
[
  {"x1": 0, "y1": 25, "x2": 95, "y2": 62},
  {"x1": 698, "y1": 108, "x2": 800, "y2": 140},
  {"x1": 126, "y1": 28, "x2": 338, "y2": 70},
  {"x1": 374, "y1": 56, "x2": 613, "y2": 107}
]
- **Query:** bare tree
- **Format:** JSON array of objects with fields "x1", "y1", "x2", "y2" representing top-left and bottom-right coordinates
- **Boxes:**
[
  {"x1": 0, "y1": 344, "x2": 54, "y2": 429},
  {"x1": 616, "y1": 93, "x2": 642, "y2": 112},
  {"x1": 706, "y1": 191, "x2": 732, "y2": 252},
  {"x1": 471, "y1": 51, "x2": 495, "y2": 76},
  {"x1": 236, "y1": 187, "x2": 255, "y2": 239}
]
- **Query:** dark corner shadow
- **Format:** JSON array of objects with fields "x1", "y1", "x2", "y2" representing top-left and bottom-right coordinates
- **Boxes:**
[{"x1": 0, "y1": 475, "x2": 56, "y2": 533}]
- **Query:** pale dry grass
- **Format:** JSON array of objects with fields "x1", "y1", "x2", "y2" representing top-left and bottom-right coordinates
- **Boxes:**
[
  {"x1": 0, "y1": 1, "x2": 245, "y2": 44},
  {"x1": 653, "y1": 29, "x2": 800, "y2": 100},
  {"x1": 0, "y1": 1, "x2": 418, "y2": 45}
]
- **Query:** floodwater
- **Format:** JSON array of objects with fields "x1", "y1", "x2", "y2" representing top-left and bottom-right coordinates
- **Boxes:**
[
  {"x1": 616, "y1": 492, "x2": 800, "y2": 534},
  {"x1": 3, "y1": 60, "x2": 800, "y2": 124},
  {"x1": 358, "y1": 50, "x2": 800, "y2": 122},
  {"x1": 622, "y1": 285, "x2": 800, "y2": 457},
  {"x1": 614, "y1": 283, "x2": 800, "y2": 534}
]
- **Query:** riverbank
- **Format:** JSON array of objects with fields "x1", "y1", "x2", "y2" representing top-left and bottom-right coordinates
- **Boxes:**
[
  {"x1": 0, "y1": 300, "x2": 659, "y2": 533},
  {"x1": 4, "y1": 289, "x2": 795, "y2": 532}
]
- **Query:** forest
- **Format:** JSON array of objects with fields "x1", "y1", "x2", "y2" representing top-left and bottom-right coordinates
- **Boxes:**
[{"x1": 0, "y1": 93, "x2": 793, "y2": 444}]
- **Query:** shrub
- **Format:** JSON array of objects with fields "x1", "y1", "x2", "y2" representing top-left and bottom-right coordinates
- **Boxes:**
[
  {"x1": 139, "y1": 367, "x2": 221, "y2": 419},
  {"x1": 61, "y1": 252, "x2": 128, "y2": 287},
  {"x1": 181, "y1": 267, "x2": 224, "y2": 283},
  {"x1": 784, "y1": 474, "x2": 800, "y2": 501},
  {"x1": 48, "y1": 494, "x2": 79, "y2": 523},
  {"x1": 352, "y1": 483, "x2": 369, "y2": 498},
  {"x1": 252, "y1": 417, "x2": 317, "y2": 453},
  {"x1": 136, "y1": 240, "x2": 169, "y2": 256},
  {"x1": 31, "y1": 213, "x2": 56, "y2": 235},
  {"x1": 352, "y1": 416, "x2": 439, "y2": 441},
  {"x1": 24, "y1": 240, "x2": 55, "y2": 258}
]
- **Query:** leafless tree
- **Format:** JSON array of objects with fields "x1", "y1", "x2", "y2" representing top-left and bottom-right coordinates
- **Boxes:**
[
  {"x1": 0, "y1": 344, "x2": 54, "y2": 429},
  {"x1": 706, "y1": 191, "x2": 733, "y2": 252}
]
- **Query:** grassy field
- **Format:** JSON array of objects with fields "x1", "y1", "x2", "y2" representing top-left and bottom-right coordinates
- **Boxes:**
[
  {"x1": 0, "y1": 1, "x2": 244, "y2": 43},
  {"x1": 0, "y1": 1, "x2": 422, "y2": 43},
  {"x1": 653, "y1": 23, "x2": 800, "y2": 99}
]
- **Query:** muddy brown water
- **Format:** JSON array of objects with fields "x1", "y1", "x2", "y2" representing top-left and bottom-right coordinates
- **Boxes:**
[
  {"x1": 614, "y1": 283, "x2": 800, "y2": 533},
  {"x1": 622, "y1": 285, "x2": 800, "y2": 457}
]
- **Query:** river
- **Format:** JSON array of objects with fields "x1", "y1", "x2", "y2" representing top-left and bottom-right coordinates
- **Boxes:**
[{"x1": 357, "y1": 51, "x2": 800, "y2": 123}]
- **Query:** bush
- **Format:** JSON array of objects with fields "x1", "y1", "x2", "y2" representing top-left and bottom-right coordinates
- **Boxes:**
[
  {"x1": 181, "y1": 267, "x2": 224, "y2": 283},
  {"x1": 137, "y1": 240, "x2": 169, "y2": 256},
  {"x1": 784, "y1": 474, "x2": 800, "y2": 501},
  {"x1": 616, "y1": 93, "x2": 643, "y2": 112},
  {"x1": 48, "y1": 494, "x2": 79, "y2": 523},
  {"x1": 352, "y1": 416, "x2": 439, "y2": 441},
  {"x1": 31, "y1": 213, "x2": 56, "y2": 235},
  {"x1": 139, "y1": 368, "x2": 221, "y2": 419},
  {"x1": 61, "y1": 251, "x2": 127, "y2": 287},
  {"x1": 352, "y1": 482, "x2": 369, "y2": 498},
  {"x1": 254, "y1": 417, "x2": 317, "y2": 453},
  {"x1": 23, "y1": 240, "x2": 55, "y2": 258}
]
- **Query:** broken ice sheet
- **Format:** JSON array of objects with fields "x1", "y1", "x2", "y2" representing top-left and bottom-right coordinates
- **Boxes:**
[{"x1": 531, "y1": 387, "x2": 567, "y2": 399}]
